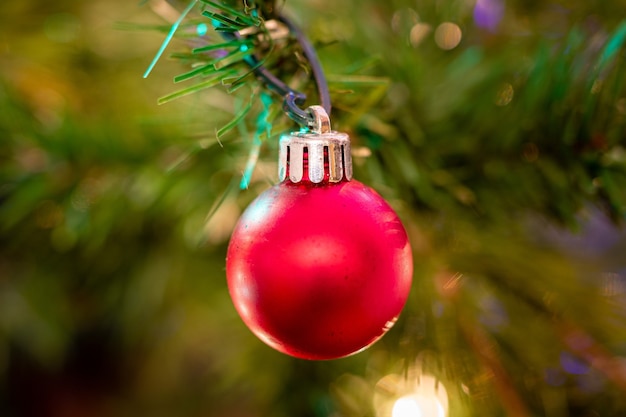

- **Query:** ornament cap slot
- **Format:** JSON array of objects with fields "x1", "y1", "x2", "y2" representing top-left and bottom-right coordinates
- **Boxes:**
[{"x1": 288, "y1": 142, "x2": 305, "y2": 183}]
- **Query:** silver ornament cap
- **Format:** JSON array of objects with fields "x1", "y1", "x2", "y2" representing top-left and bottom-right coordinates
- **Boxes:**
[{"x1": 278, "y1": 106, "x2": 353, "y2": 184}]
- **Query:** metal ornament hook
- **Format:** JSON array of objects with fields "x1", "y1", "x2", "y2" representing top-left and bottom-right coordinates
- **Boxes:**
[{"x1": 282, "y1": 91, "x2": 310, "y2": 128}]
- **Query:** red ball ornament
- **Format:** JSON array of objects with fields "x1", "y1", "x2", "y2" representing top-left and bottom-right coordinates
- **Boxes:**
[{"x1": 226, "y1": 107, "x2": 413, "y2": 360}]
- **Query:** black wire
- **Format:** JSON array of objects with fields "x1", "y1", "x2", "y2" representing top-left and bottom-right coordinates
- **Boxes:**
[{"x1": 278, "y1": 15, "x2": 331, "y2": 117}]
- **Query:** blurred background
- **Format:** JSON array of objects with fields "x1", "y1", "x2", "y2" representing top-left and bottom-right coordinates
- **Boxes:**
[{"x1": 1, "y1": 0, "x2": 626, "y2": 416}]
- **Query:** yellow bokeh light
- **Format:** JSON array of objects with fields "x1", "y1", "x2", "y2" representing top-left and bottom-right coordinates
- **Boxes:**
[
  {"x1": 495, "y1": 83, "x2": 515, "y2": 106},
  {"x1": 410, "y1": 23, "x2": 432, "y2": 48},
  {"x1": 434, "y1": 22, "x2": 462, "y2": 50},
  {"x1": 392, "y1": 395, "x2": 446, "y2": 417},
  {"x1": 392, "y1": 396, "x2": 422, "y2": 417}
]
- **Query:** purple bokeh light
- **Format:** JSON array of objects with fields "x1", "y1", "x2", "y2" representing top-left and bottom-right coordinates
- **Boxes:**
[
  {"x1": 474, "y1": 0, "x2": 505, "y2": 32},
  {"x1": 560, "y1": 351, "x2": 589, "y2": 375}
]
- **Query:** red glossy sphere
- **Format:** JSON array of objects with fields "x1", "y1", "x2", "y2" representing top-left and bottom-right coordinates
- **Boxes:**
[{"x1": 226, "y1": 180, "x2": 413, "y2": 360}]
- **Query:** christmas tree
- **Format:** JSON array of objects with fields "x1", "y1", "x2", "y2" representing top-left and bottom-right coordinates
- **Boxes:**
[{"x1": 1, "y1": 0, "x2": 626, "y2": 416}]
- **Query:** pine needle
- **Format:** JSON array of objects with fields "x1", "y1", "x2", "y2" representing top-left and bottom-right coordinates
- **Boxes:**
[
  {"x1": 201, "y1": 10, "x2": 247, "y2": 30},
  {"x1": 158, "y1": 71, "x2": 236, "y2": 104},
  {"x1": 240, "y1": 92, "x2": 273, "y2": 189},
  {"x1": 144, "y1": 0, "x2": 199, "y2": 79},
  {"x1": 173, "y1": 62, "x2": 219, "y2": 83},
  {"x1": 192, "y1": 39, "x2": 253, "y2": 54},
  {"x1": 198, "y1": 0, "x2": 261, "y2": 27},
  {"x1": 216, "y1": 93, "x2": 255, "y2": 138}
]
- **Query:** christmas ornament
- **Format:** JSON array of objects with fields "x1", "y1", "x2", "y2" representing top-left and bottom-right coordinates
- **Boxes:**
[
  {"x1": 226, "y1": 106, "x2": 413, "y2": 360},
  {"x1": 145, "y1": 2, "x2": 413, "y2": 360}
]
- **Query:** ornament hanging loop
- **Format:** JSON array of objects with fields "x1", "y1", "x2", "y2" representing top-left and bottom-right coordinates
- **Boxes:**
[{"x1": 307, "y1": 105, "x2": 331, "y2": 134}]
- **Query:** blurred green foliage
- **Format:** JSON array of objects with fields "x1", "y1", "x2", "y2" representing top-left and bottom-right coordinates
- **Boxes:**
[{"x1": 1, "y1": 1, "x2": 626, "y2": 417}]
